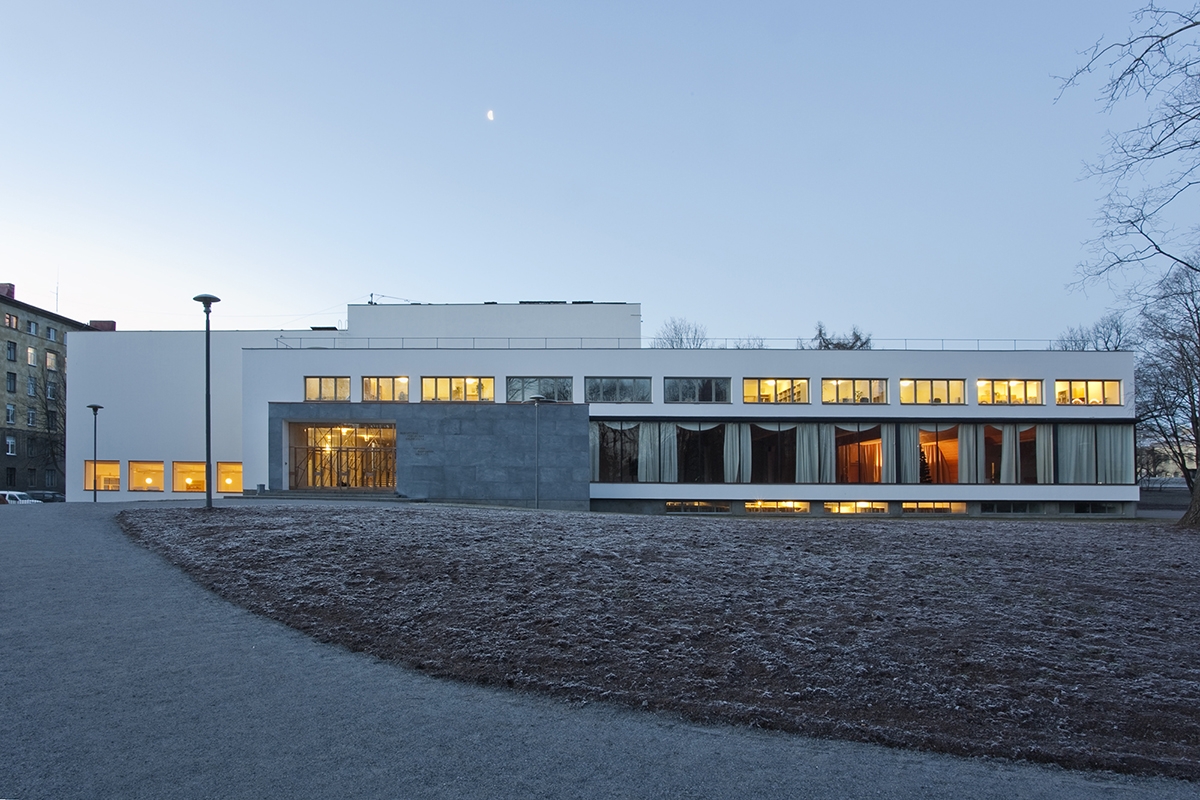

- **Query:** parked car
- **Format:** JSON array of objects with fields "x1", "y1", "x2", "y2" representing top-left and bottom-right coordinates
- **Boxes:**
[
  {"x1": 27, "y1": 491, "x2": 65, "y2": 503},
  {"x1": 0, "y1": 491, "x2": 43, "y2": 504}
]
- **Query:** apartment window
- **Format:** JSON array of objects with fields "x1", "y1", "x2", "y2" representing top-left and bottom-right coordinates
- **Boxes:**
[
  {"x1": 1055, "y1": 380, "x2": 1121, "y2": 405},
  {"x1": 46, "y1": 382, "x2": 56, "y2": 401},
  {"x1": 4, "y1": 404, "x2": 12, "y2": 424},
  {"x1": 745, "y1": 501, "x2": 810, "y2": 513},
  {"x1": 128, "y1": 461, "x2": 164, "y2": 491},
  {"x1": 28, "y1": 439, "x2": 36, "y2": 457},
  {"x1": 27, "y1": 468, "x2": 35, "y2": 486},
  {"x1": 825, "y1": 501, "x2": 889, "y2": 514},
  {"x1": 977, "y1": 379, "x2": 1042, "y2": 405},
  {"x1": 46, "y1": 352, "x2": 58, "y2": 371},
  {"x1": 3, "y1": 314, "x2": 16, "y2": 329},
  {"x1": 217, "y1": 462, "x2": 243, "y2": 493},
  {"x1": 899, "y1": 379, "x2": 965, "y2": 405},
  {"x1": 5, "y1": 342, "x2": 13, "y2": 361},
  {"x1": 821, "y1": 379, "x2": 887, "y2": 404},
  {"x1": 664, "y1": 377, "x2": 731, "y2": 403},
  {"x1": 47, "y1": 327, "x2": 57, "y2": 342},
  {"x1": 362, "y1": 376, "x2": 409, "y2": 402},
  {"x1": 26, "y1": 321, "x2": 37, "y2": 335},
  {"x1": 902, "y1": 502, "x2": 967, "y2": 514},
  {"x1": 6, "y1": 373, "x2": 14, "y2": 392},
  {"x1": 421, "y1": 377, "x2": 495, "y2": 402},
  {"x1": 506, "y1": 377, "x2": 572, "y2": 403},
  {"x1": 173, "y1": 462, "x2": 206, "y2": 492},
  {"x1": 26, "y1": 347, "x2": 36, "y2": 366},
  {"x1": 742, "y1": 378, "x2": 809, "y2": 404},
  {"x1": 27, "y1": 377, "x2": 35, "y2": 396},
  {"x1": 5, "y1": 467, "x2": 14, "y2": 486},
  {"x1": 45, "y1": 468, "x2": 57, "y2": 488},
  {"x1": 304, "y1": 376, "x2": 350, "y2": 402},
  {"x1": 26, "y1": 409, "x2": 34, "y2": 427},
  {"x1": 5, "y1": 436, "x2": 14, "y2": 456},
  {"x1": 584, "y1": 377, "x2": 652, "y2": 403},
  {"x1": 85, "y1": 460, "x2": 121, "y2": 491}
]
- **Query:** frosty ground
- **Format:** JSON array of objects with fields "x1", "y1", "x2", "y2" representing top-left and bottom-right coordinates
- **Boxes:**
[{"x1": 118, "y1": 505, "x2": 1200, "y2": 780}]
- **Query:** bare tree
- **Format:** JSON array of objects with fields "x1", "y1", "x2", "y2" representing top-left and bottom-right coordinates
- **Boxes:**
[
  {"x1": 1065, "y1": 4, "x2": 1200, "y2": 524},
  {"x1": 652, "y1": 317, "x2": 709, "y2": 349},
  {"x1": 1053, "y1": 311, "x2": 1136, "y2": 351},
  {"x1": 733, "y1": 336, "x2": 766, "y2": 350},
  {"x1": 802, "y1": 322, "x2": 872, "y2": 350}
]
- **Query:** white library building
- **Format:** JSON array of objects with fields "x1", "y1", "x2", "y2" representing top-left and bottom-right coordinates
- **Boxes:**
[{"x1": 65, "y1": 301, "x2": 1138, "y2": 516}]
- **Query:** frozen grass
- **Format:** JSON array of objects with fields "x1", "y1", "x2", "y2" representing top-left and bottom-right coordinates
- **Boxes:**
[{"x1": 118, "y1": 505, "x2": 1200, "y2": 778}]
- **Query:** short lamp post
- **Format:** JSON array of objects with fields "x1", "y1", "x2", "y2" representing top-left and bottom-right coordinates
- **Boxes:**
[
  {"x1": 529, "y1": 394, "x2": 545, "y2": 509},
  {"x1": 193, "y1": 294, "x2": 220, "y2": 510},
  {"x1": 86, "y1": 404, "x2": 103, "y2": 502}
]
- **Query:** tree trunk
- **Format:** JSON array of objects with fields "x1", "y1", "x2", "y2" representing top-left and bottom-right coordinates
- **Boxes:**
[{"x1": 1181, "y1": 466, "x2": 1200, "y2": 528}]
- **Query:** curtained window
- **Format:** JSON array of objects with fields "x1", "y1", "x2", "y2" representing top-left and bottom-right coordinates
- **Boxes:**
[
  {"x1": 677, "y1": 423, "x2": 725, "y2": 483},
  {"x1": 835, "y1": 424, "x2": 885, "y2": 483},
  {"x1": 597, "y1": 421, "x2": 640, "y2": 482},
  {"x1": 919, "y1": 425, "x2": 960, "y2": 484},
  {"x1": 750, "y1": 423, "x2": 798, "y2": 483}
]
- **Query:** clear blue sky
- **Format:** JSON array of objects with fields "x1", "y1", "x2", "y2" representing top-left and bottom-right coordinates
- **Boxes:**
[{"x1": 0, "y1": 1, "x2": 1147, "y2": 342}]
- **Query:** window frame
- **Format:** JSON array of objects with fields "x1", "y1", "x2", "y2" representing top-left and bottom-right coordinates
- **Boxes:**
[
  {"x1": 3, "y1": 314, "x2": 16, "y2": 330},
  {"x1": 26, "y1": 347, "x2": 36, "y2": 366},
  {"x1": 742, "y1": 378, "x2": 810, "y2": 404},
  {"x1": 976, "y1": 379, "x2": 1043, "y2": 405},
  {"x1": 5, "y1": 342, "x2": 14, "y2": 361},
  {"x1": 362, "y1": 376, "x2": 410, "y2": 403},
  {"x1": 1055, "y1": 380, "x2": 1122, "y2": 406},
  {"x1": 84, "y1": 460, "x2": 121, "y2": 491},
  {"x1": 129, "y1": 461, "x2": 165, "y2": 492},
  {"x1": 47, "y1": 327, "x2": 57, "y2": 342},
  {"x1": 663, "y1": 377, "x2": 732, "y2": 404},
  {"x1": 217, "y1": 462, "x2": 243, "y2": 493},
  {"x1": 420, "y1": 376, "x2": 496, "y2": 402},
  {"x1": 821, "y1": 378, "x2": 888, "y2": 405},
  {"x1": 583, "y1": 377, "x2": 653, "y2": 403},
  {"x1": 506, "y1": 377, "x2": 573, "y2": 403},
  {"x1": 304, "y1": 376, "x2": 351, "y2": 402},
  {"x1": 898, "y1": 379, "x2": 965, "y2": 405},
  {"x1": 172, "y1": 461, "x2": 207, "y2": 492},
  {"x1": 45, "y1": 351, "x2": 58, "y2": 371}
]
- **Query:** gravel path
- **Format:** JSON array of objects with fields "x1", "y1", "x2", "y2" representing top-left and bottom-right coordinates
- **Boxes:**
[{"x1": 2, "y1": 501, "x2": 1198, "y2": 799}]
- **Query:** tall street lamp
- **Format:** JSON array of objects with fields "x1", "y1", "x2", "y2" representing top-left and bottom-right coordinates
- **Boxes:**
[
  {"x1": 86, "y1": 404, "x2": 102, "y2": 503},
  {"x1": 528, "y1": 394, "x2": 545, "y2": 509},
  {"x1": 193, "y1": 294, "x2": 220, "y2": 510}
]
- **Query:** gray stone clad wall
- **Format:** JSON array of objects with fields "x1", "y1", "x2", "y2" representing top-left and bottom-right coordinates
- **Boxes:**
[{"x1": 267, "y1": 402, "x2": 591, "y2": 511}]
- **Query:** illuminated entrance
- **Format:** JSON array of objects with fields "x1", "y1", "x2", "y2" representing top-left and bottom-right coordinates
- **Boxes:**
[{"x1": 289, "y1": 424, "x2": 396, "y2": 489}]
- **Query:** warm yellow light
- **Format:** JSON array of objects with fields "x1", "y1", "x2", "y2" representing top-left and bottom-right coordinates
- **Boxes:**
[
  {"x1": 856, "y1": 501, "x2": 871, "y2": 508},
  {"x1": 185, "y1": 478, "x2": 192, "y2": 485},
  {"x1": 145, "y1": 477, "x2": 153, "y2": 485},
  {"x1": 466, "y1": 377, "x2": 477, "y2": 383},
  {"x1": 224, "y1": 478, "x2": 233, "y2": 485},
  {"x1": 1009, "y1": 380, "x2": 1021, "y2": 386},
  {"x1": 399, "y1": 377, "x2": 408, "y2": 383},
  {"x1": 977, "y1": 380, "x2": 987, "y2": 386},
  {"x1": 900, "y1": 380, "x2": 912, "y2": 386},
  {"x1": 765, "y1": 380, "x2": 775, "y2": 385}
]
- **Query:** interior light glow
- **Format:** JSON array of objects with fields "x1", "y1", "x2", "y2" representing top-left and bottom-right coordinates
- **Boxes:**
[
  {"x1": 765, "y1": 380, "x2": 775, "y2": 385},
  {"x1": 1009, "y1": 380, "x2": 1021, "y2": 386},
  {"x1": 399, "y1": 377, "x2": 408, "y2": 383},
  {"x1": 900, "y1": 380, "x2": 912, "y2": 386},
  {"x1": 856, "y1": 501, "x2": 871, "y2": 508},
  {"x1": 185, "y1": 478, "x2": 192, "y2": 485},
  {"x1": 224, "y1": 478, "x2": 233, "y2": 485},
  {"x1": 145, "y1": 478, "x2": 153, "y2": 485},
  {"x1": 466, "y1": 377, "x2": 477, "y2": 383}
]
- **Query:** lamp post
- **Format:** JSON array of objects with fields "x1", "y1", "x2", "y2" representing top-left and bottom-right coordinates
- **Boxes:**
[
  {"x1": 193, "y1": 294, "x2": 220, "y2": 510},
  {"x1": 86, "y1": 404, "x2": 102, "y2": 502},
  {"x1": 529, "y1": 394, "x2": 545, "y2": 509}
]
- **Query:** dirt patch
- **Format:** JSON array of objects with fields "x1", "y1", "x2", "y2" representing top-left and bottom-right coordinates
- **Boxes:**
[{"x1": 118, "y1": 505, "x2": 1200, "y2": 779}]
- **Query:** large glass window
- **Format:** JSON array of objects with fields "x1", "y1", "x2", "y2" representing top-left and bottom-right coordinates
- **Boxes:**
[
  {"x1": 84, "y1": 460, "x2": 120, "y2": 491},
  {"x1": 825, "y1": 501, "x2": 888, "y2": 514},
  {"x1": 664, "y1": 378, "x2": 730, "y2": 403},
  {"x1": 421, "y1": 376, "x2": 494, "y2": 402},
  {"x1": 900, "y1": 379, "x2": 965, "y2": 405},
  {"x1": 305, "y1": 376, "x2": 350, "y2": 402},
  {"x1": 584, "y1": 377, "x2": 652, "y2": 403},
  {"x1": 173, "y1": 462, "x2": 206, "y2": 492},
  {"x1": 918, "y1": 425, "x2": 959, "y2": 483},
  {"x1": 290, "y1": 424, "x2": 397, "y2": 489},
  {"x1": 677, "y1": 425, "x2": 725, "y2": 482},
  {"x1": 835, "y1": 424, "x2": 884, "y2": 482},
  {"x1": 217, "y1": 462, "x2": 243, "y2": 493},
  {"x1": 598, "y1": 422, "x2": 639, "y2": 482},
  {"x1": 977, "y1": 379, "x2": 1041, "y2": 405},
  {"x1": 362, "y1": 376, "x2": 409, "y2": 402},
  {"x1": 821, "y1": 379, "x2": 887, "y2": 404},
  {"x1": 750, "y1": 424, "x2": 797, "y2": 483},
  {"x1": 129, "y1": 461, "x2": 165, "y2": 491},
  {"x1": 1055, "y1": 380, "x2": 1121, "y2": 405},
  {"x1": 742, "y1": 378, "x2": 809, "y2": 404},
  {"x1": 506, "y1": 377, "x2": 573, "y2": 403}
]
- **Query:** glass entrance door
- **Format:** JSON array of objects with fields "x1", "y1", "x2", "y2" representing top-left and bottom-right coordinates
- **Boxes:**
[{"x1": 289, "y1": 424, "x2": 396, "y2": 489}]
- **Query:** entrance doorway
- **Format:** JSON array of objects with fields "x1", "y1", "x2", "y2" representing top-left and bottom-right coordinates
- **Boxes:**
[{"x1": 289, "y1": 424, "x2": 396, "y2": 489}]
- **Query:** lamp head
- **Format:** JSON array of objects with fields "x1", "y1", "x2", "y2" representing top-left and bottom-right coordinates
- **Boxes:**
[
  {"x1": 86, "y1": 404, "x2": 103, "y2": 414},
  {"x1": 193, "y1": 294, "x2": 221, "y2": 310}
]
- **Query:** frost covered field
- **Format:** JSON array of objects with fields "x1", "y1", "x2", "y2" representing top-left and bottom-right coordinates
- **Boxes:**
[{"x1": 119, "y1": 505, "x2": 1200, "y2": 778}]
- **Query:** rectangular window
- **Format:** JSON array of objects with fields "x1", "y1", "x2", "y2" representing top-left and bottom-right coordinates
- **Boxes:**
[
  {"x1": 26, "y1": 408, "x2": 34, "y2": 427},
  {"x1": 6, "y1": 372, "x2": 14, "y2": 392},
  {"x1": 821, "y1": 379, "x2": 887, "y2": 404},
  {"x1": 977, "y1": 379, "x2": 1042, "y2": 405},
  {"x1": 27, "y1": 376, "x2": 35, "y2": 396},
  {"x1": 745, "y1": 501, "x2": 810, "y2": 513},
  {"x1": 584, "y1": 377, "x2": 652, "y2": 403},
  {"x1": 362, "y1": 376, "x2": 410, "y2": 402},
  {"x1": 45, "y1": 352, "x2": 57, "y2": 371},
  {"x1": 902, "y1": 502, "x2": 967, "y2": 514},
  {"x1": 46, "y1": 382, "x2": 56, "y2": 401},
  {"x1": 26, "y1": 347, "x2": 36, "y2": 366},
  {"x1": 84, "y1": 461, "x2": 121, "y2": 491},
  {"x1": 217, "y1": 462, "x2": 243, "y2": 493},
  {"x1": 304, "y1": 376, "x2": 350, "y2": 402},
  {"x1": 4, "y1": 467, "x2": 13, "y2": 486},
  {"x1": 742, "y1": 378, "x2": 809, "y2": 404},
  {"x1": 918, "y1": 424, "x2": 960, "y2": 484},
  {"x1": 836, "y1": 423, "x2": 884, "y2": 483},
  {"x1": 45, "y1": 468, "x2": 57, "y2": 488},
  {"x1": 664, "y1": 377, "x2": 731, "y2": 403},
  {"x1": 665, "y1": 501, "x2": 731, "y2": 513},
  {"x1": 27, "y1": 468, "x2": 35, "y2": 486},
  {"x1": 129, "y1": 461, "x2": 164, "y2": 491},
  {"x1": 5, "y1": 342, "x2": 13, "y2": 361},
  {"x1": 420, "y1": 376, "x2": 495, "y2": 402},
  {"x1": 28, "y1": 439, "x2": 36, "y2": 457},
  {"x1": 1055, "y1": 380, "x2": 1121, "y2": 405},
  {"x1": 980, "y1": 502, "x2": 1044, "y2": 514},
  {"x1": 26, "y1": 321, "x2": 37, "y2": 335},
  {"x1": 47, "y1": 327, "x2": 57, "y2": 342},
  {"x1": 899, "y1": 379, "x2": 965, "y2": 405},
  {"x1": 4, "y1": 404, "x2": 12, "y2": 424},
  {"x1": 3, "y1": 314, "x2": 16, "y2": 329},
  {"x1": 5, "y1": 436, "x2": 14, "y2": 456},
  {"x1": 506, "y1": 377, "x2": 573, "y2": 403},
  {"x1": 824, "y1": 501, "x2": 889, "y2": 514},
  {"x1": 173, "y1": 462, "x2": 207, "y2": 492}
]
